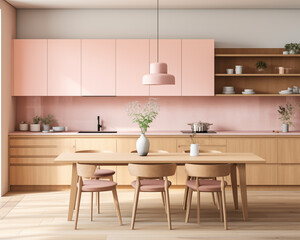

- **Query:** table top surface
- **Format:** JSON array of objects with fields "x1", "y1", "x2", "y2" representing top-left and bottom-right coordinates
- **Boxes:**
[{"x1": 55, "y1": 152, "x2": 265, "y2": 164}]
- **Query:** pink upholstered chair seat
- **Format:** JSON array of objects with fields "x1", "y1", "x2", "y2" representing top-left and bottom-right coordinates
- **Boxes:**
[
  {"x1": 82, "y1": 179, "x2": 117, "y2": 192},
  {"x1": 92, "y1": 169, "x2": 115, "y2": 178},
  {"x1": 131, "y1": 179, "x2": 172, "y2": 192},
  {"x1": 187, "y1": 179, "x2": 227, "y2": 192}
]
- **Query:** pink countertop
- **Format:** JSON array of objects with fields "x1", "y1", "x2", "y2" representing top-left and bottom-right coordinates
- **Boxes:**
[{"x1": 8, "y1": 130, "x2": 300, "y2": 136}]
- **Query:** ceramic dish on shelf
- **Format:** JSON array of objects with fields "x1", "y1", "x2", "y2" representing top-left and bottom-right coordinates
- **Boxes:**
[
  {"x1": 52, "y1": 126, "x2": 65, "y2": 132},
  {"x1": 222, "y1": 91, "x2": 235, "y2": 94},
  {"x1": 242, "y1": 89, "x2": 255, "y2": 94},
  {"x1": 279, "y1": 90, "x2": 292, "y2": 94}
]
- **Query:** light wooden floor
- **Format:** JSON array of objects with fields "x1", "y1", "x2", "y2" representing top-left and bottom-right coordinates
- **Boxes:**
[{"x1": 0, "y1": 189, "x2": 299, "y2": 240}]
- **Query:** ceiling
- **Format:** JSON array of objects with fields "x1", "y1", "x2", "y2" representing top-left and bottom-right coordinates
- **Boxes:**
[{"x1": 6, "y1": 0, "x2": 300, "y2": 9}]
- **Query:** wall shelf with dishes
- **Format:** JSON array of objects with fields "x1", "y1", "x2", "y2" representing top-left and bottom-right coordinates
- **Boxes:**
[{"x1": 215, "y1": 48, "x2": 300, "y2": 96}]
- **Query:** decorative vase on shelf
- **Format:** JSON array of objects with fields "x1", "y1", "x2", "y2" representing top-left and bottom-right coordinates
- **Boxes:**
[
  {"x1": 282, "y1": 124, "x2": 289, "y2": 133},
  {"x1": 136, "y1": 134, "x2": 150, "y2": 156}
]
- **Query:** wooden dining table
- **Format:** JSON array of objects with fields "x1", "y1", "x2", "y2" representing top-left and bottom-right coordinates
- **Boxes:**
[{"x1": 55, "y1": 152, "x2": 265, "y2": 222}]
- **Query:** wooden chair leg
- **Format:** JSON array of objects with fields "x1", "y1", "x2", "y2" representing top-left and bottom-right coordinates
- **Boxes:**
[
  {"x1": 211, "y1": 192, "x2": 216, "y2": 207},
  {"x1": 90, "y1": 192, "x2": 93, "y2": 221},
  {"x1": 109, "y1": 175, "x2": 114, "y2": 181},
  {"x1": 97, "y1": 192, "x2": 100, "y2": 214},
  {"x1": 73, "y1": 176, "x2": 79, "y2": 210},
  {"x1": 221, "y1": 188, "x2": 228, "y2": 230},
  {"x1": 182, "y1": 176, "x2": 190, "y2": 210},
  {"x1": 112, "y1": 188, "x2": 122, "y2": 225},
  {"x1": 161, "y1": 192, "x2": 165, "y2": 207},
  {"x1": 131, "y1": 187, "x2": 140, "y2": 230},
  {"x1": 197, "y1": 190, "x2": 200, "y2": 225},
  {"x1": 217, "y1": 192, "x2": 223, "y2": 222},
  {"x1": 185, "y1": 188, "x2": 193, "y2": 223},
  {"x1": 74, "y1": 189, "x2": 82, "y2": 230},
  {"x1": 164, "y1": 178, "x2": 172, "y2": 230},
  {"x1": 216, "y1": 192, "x2": 220, "y2": 210}
]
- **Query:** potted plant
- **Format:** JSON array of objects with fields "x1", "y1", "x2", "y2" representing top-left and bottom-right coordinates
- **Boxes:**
[
  {"x1": 127, "y1": 99, "x2": 159, "y2": 156},
  {"x1": 284, "y1": 43, "x2": 300, "y2": 54},
  {"x1": 30, "y1": 116, "x2": 41, "y2": 132},
  {"x1": 255, "y1": 61, "x2": 267, "y2": 72},
  {"x1": 278, "y1": 103, "x2": 294, "y2": 132},
  {"x1": 41, "y1": 114, "x2": 56, "y2": 132},
  {"x1": 19, "y1": 121, "x2": 28, "y2": 131}
]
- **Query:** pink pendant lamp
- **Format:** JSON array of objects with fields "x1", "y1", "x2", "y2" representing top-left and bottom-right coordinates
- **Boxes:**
[{"x1": 143, "y1": 0, "x2": 175, "y2": 85}]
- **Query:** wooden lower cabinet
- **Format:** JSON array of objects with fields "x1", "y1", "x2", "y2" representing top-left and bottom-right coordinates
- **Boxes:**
[
  {"x1": 246, "y1": 164, "x2": 278, "y2": 185},
  {"x1": 278, "y1": 138, "x2": 300, "y2": 163},
  {"x1": 10, "y1": 165, "x2": 72, "y2": 185},
  {"x1": 8, "y1": 135, "x2": 300, "y2": 189},
  {"x1": 278, "y1": 164, "x2": 300, "y2": 185},
  {"x1": 226, "y1": 138, "x2": 277, "y2": 163}
]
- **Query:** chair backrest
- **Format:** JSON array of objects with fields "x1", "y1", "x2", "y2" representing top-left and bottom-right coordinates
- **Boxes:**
[
  {"x1": 185, "y1": 163, "x2": 231, "y2": 178},
  {"x1": 184, "y1": 149, "x2": 222, "y2": 154},
  {"x1": 128, "y1": 164, "x2": 176, "y2": 178},
  {"x1": 76, "y1": 163, "x2": 97, "y2": 178},
  {"x1": 76, "y1": 150, "x2": 99, "y2": 153},
  {"x1": 131, "y1": 150, "x2": 169, "y2": 154},
  {"x1": 76, "y1": 150, "x2": 114, "y2": 153}
]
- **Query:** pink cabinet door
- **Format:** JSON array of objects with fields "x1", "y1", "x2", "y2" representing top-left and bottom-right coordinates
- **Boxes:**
[
  {"x1": 116, "y1": 39, "x2": 149, "y2": 96},
  {"x1": 149, "y1": 39, "x2": 182, "y2": 96},
  {"x1": 48, "y1": 40, "x2": 81, "y2": 96},
  {"x1": 82, "y1": 39, "x2": 116, "y2": 96},
  {"x1": 13, "y1": 39, "x2": 47, "y2": 96},
  {"x1": 182, "y1": 39, "x2": 215, "y2": 96}
]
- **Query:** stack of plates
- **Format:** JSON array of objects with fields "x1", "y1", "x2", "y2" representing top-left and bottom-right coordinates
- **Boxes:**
[
  {"x1": 242, "y1": 89, "x2": 256, "y2": 94},
  {"x1": 222, "y1": 86, "x2": 235, "y2": 94},
  {"x1": 279, "y1": 90, "x2": 292, "y2": 94}
]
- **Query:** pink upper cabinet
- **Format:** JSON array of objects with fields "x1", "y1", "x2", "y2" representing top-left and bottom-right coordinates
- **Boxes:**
[
  {"x1": 13, "y1": 39, "x2": 47, "y2": 96},
  {"x1": 182, "y1": 39, "x2": 215, "y2": 96},
  {"x1": 48, "y1": 40, "x2": 81, "y2": 96},
  {"x1": 82, "y1": 39, "x2": 116, "y2": 96},
  {"x1": 116, "y1": 39, "x2": 150, "y2": 96},
  {"x1": 149, "y1": 39, "x2": 182, "y2": 96}
]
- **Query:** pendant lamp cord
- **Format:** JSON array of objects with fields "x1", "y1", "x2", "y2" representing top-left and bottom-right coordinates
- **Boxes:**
[{"x1": 157, "y1": 0, "x2": 159, "y2": 62}]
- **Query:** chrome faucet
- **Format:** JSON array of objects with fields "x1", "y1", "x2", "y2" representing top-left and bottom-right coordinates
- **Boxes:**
[{"x1": 97, "y1": 116, "x2": 102, "y2": 132}]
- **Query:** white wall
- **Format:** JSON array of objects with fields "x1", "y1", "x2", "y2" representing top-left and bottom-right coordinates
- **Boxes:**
[
  {"x1": 0, "y1": 0, "x2": 16, "y2": 196},
  {"x1": 17, "y1": 9, "x2": 300, "y2": 47}
]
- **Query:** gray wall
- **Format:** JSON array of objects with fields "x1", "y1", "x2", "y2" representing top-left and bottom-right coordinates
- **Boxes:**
[{"x1": 17, "y1": 9, "x2": 300, "y2": 48}]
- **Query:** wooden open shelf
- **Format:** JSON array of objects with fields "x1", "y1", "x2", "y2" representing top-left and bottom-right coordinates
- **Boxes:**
[
  {"x1": 215, "y1": 74, "x2": 300, "y2": 77},
  {"x1": 215, "y1": 54, "x2": 300, "y2": 57},
  {"x1": 215, "y1": 48, "x2": 300, "y2": 96},
  {"x1": 215, "y1": 94, "x2": 300, "y2": 97}
]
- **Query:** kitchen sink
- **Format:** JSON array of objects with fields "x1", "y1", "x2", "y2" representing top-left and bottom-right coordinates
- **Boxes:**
[{"x1": 78, "y1": 131, "x2": 117, "y2": 133}]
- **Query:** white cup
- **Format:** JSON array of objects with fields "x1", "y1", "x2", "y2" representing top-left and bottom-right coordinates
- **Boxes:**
[
  {"x1": 235, "y1": 65, "x2": 243, "y2": 74},
  {"x1": 226, "y1": 69, "x2": 234, "y2": 74},
  {"x1": 190, "y1": 144, "x2": 199, "y2": 156},
  {"x1": 278, "y1": 67, "x2": 284, "y2": 74}
]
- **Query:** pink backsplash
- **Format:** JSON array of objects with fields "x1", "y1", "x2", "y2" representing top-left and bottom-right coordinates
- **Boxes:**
[{"x1": 16, "y1": 96, "x2": 300, "y2": 132}]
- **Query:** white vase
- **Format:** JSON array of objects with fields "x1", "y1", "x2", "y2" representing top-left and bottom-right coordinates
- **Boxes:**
[
  {"x1": 30, "y1": 124, "x2": 41, "y2": 132},
  {"x1": 282, "y1": 124, "x2": 289, "y2": 133},
  {"x1": 136, "y1": 134, "x2": 150, "y2": 156}
]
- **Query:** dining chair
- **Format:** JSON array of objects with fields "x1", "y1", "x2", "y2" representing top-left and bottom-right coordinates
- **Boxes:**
[
  {"x1": 75, "y1": 150, "x2": 115, "y2": 214},
  {"x1": 128, "y1": 163, "x2": 177, "y2": 230},
  {"x1": 184, "y1": 163, "x2": 231, "y2": 230},
  {"x1": 182, "y1": 149, "x2": 222, "y2": 210},
  {"x1": 74, "y1": 163, "x2": 122, "y2": 230},
  {"x1": 131, "y1": 150, "x2": 169, "y2": 206}
]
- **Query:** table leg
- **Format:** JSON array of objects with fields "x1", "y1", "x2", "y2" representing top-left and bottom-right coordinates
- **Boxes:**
[
  {"x1": 230, "y1": 164, "x2": 238, "y2": 210},
  {"x1": 237, "y1": 163, "x2": 248, "y2": 221},
  {"x1": 68, "y1": 163, "x2": 78, "y2": 221}
]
